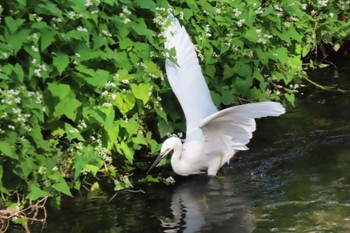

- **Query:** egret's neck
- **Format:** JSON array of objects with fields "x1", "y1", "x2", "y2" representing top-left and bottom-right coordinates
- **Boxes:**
[{"x1": 170, "y1": 137, "x2": 183, "y2": 164}]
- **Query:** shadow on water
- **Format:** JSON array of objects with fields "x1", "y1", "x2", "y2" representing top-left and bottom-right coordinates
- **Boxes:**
[{"x1": 21, "y1": 68, "x2": 350, "y2": 233}]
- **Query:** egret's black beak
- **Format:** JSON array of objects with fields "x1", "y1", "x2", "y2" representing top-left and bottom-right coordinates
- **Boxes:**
[{"x1": 147, "y1": 153, "x2": 164, "y2": 174}]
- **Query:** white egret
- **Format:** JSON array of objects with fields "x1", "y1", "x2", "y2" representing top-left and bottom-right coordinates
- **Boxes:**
[{"x1": 148, "y1": 14, "x2": 285, "y2": 176}]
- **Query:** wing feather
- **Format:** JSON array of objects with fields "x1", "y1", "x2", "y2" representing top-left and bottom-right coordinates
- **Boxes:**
[
  {"x1": 200, "y1": 102, "x2": 285, "y2": 163},
  {"x1": 165, "y1": 14, "x2": 217, "y2": 137}
]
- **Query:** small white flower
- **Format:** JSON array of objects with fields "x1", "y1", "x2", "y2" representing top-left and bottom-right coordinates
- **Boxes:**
[
  {"x1": 122, "y1": 6, "x2": 131, "y2": 15},
  {"x1": 85, "y1": 0, "x2": 93, "y2": 7},
  {"x1": 14, "y1": 97, "x2": 21, "y2": 104},
  {"x1": 236, "y1": 19, "x2": 245, "y2": 27},
  {"x1": 255, "y1": 7, "x2": 263, "y2": 14},
  {"x1": 123, "y1": 18, "x2": 131, "y2": 24},
  {"x1": 52, "y1": 17, "x2": 63, "y2": 23},
  {"x1": 32, "y1": 33, "x2": 38, "y2": 40},
  {"x1": 102, "y1": 102, "x2": 112, "y2": 107},
  {"x1": 31, "y1": 46, "x2": 39, "y2": 52},
  {"x1": 105, "y1": 81, "x2": 116, "y2": 88},
  {"x1": 76, "y1": 142, "x2": 83, "y2": 150},
  {"x1": 34, "y1": 68, "x2": 41, "y2": 77},
  {"x1": 69, "y1": 128, "x2": 79, "y2": 133},
  {"x1": 13, "y1": 108, "x2": 21, "y2": 114},
  {"x1": 258, "y1": 38, "x2": 267, "y2": 44},
  {"x1": 165, "y1": 176, "x2": 176, "y2": 184},
  {"x1": 77, "y1": 26, "x2": 88, "y2": 32},
  {"x1": 233, "y1": 9, "x2": 242, "y2": 17},
  {"x1": 102, "y1": 29, "x2": 112, "y2": 37}
]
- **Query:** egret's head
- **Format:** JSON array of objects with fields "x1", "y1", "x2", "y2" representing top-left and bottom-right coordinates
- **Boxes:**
[{"x1": 147, "y1": 137, "x2": 181, "y2": 174}]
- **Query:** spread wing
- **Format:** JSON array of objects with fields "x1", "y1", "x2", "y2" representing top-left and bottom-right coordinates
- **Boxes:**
[
  {"x1": 165, "y1": 14, "x2": 217, "y2": 138},
  {"x1": 199, "y1": 102, "x2": 285, "y2": 164}
]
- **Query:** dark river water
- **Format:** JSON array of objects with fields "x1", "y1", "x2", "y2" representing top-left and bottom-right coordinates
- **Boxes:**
[{"x1": 15, "y1": 68, "x2": 350, "y2": 233}]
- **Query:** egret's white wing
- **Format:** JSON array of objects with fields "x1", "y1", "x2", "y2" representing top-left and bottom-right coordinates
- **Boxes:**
[
  {"x1": 199, "y1": 102, "x2": 285, "y2": 164},
  {"x1": 165, "y1": 14, "x2": 217, "y2": 138}
]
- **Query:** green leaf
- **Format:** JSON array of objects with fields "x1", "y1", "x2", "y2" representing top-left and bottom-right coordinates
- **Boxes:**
[
  {"x1": 52, "y1": 181, "x2": 72, "y2": 197},
  {"x1": 0, "y1": 166, "x2": 9, "y2": 194},
  {"x1": 53, "y1": 52, "x2": 69, "y2": 75},
  {"x1": 130, "y1": 83, "x2": 151, "y2": 104},
  {"x1": 19, "y1": 156, "x2": 37, "y2": 178},
  {"x1": 84, "y1": 164, "x2": 100, "y2": 176},
  {"x1": 130, "y1": 19, "x2": 154, "y2": 39},
  {"x1": 134, "y1": 0, "x2": 156, "y2": 10},
  {"x1": 0, "y1": 141, "x2": 18, "y2": 160},
  {"x1": 41, "y1": 28, "x2": 57, "y2": 51},
  {"x1": 114, "y1": 176, "x2": 133, "y2": 191},
  {"x1": 50, "y1": 171, "x2": 72, "y2": 196},
  {"x1": 36, "y1": 2, "x2": 62, "y2": 17},
  {"x1": 144, "y1": 61, "x2": 162, "y2": 76},
  {"x1": 285, "y1": 93, "x2": 295, "y2": 106},
  {"x1": 65, "y1": 123, "x2": 85, "y2": 141},
  {"x1": 47, "y1": 83, "x2": 82, "y2": 120},
  {"x1": 73, "y1": 154, "x2": 86, "y2": 180},
  {"x1": 6, "y1": 29, "x2": 30, "y2": 53},
  {"x1": 90, "y1": 182, "x2": 100, "y2": 192},
  {"x1": 30, "y1": 124, "x2": 50, "y2": 150},
  {"x1": 5, "y1": 16, "x2": 25, "y2": 34},
  {"x1": 234, "y1": 62, "x2": 252, "y2": 78},
  {"x1": 118, "y1": 141, "x2": 134, "y2": 164},
  {"x1": 113, "y1": 93, "x2": 135, "y2": 114},
  {"x1": 76, "y1": 66, "x2": 110, "y2": 87},
  {"x1": 13, "y1": 63, "x2": 24, "y2": 83},
  {"x1": 26, "y1": 183, "x2": 49, "y2": 200}
]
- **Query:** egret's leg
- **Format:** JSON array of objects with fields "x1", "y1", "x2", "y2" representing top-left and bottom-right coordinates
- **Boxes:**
[{"x1": 207, "y1": 157, "x2": 221, "y2": 176}]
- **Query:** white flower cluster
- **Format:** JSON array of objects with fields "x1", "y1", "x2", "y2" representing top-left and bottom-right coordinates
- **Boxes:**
[
  {"x1": 67, "y1": 11, "x2": 83, "y2": 20},
  {"x1": 119, "y1": 6, "x2": 132, "y2": 24},
  {"x1": 236, "y1": 19, "x2": 245, "y2": 27},
  {"x1": 338, "y1": 0, "x2": 350, "y2": 10},
  {"x1": 233, "y1": 9, "x2": 242, "y2": 17},
  {"x1": 318, "y1": 0, "x2": 329, "y2": 7},
  {"x1": 77, "y1": 26, "x2": 88, "y2": 32},
  {"x1": 289, "y1": 83, "x2": 304, "y2": 93},
  {"x1": 31, "y1": 58, "x2": 47, "y2": 77},
  {"x1": 30, "y1": 13, "x2": 43, "y2": 22},
  {"x1": 0, "y1": 87, "x2": 45, "y2": 134},
  {"x1": 154, "y1": 7, "x2": 173, "y2": 38},
  {"x1": 99, "y1": 75, "x2": 124, "y2": 108},
  {"x1": 85, "y1": 0, "x2": 100, "y2": 7},
  {"x1": 204, "y1": 24, "x2": 212, "y2": 38}
]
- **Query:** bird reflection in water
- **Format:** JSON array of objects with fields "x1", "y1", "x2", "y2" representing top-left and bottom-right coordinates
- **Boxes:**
[{"x1": 157, "y1": 176, "x2": 254, "y2": 233}]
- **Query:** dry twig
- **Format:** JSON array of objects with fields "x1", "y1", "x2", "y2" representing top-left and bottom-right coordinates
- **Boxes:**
[{"x1": 0, "y1": 197, "x2": 47, "y2": 233}]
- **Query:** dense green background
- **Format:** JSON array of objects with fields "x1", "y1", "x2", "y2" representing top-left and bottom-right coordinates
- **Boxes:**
[{"x1": 0, "y1": 0, "x2": 349, "y2": 223}]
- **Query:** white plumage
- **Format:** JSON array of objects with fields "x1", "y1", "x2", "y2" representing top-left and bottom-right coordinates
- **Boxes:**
[{"x1": 148, "y1": 14, "x2": 285, "y2": 176}]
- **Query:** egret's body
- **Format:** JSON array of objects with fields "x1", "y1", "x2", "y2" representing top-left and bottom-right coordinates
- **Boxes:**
[{"x1": 148, "y1": 14, "x2": 285, "y2": 176}]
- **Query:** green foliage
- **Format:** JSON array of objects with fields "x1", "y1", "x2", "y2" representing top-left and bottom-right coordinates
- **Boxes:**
[{"x1": 0, "y1": 0, "x2": 349, "y2": 217}]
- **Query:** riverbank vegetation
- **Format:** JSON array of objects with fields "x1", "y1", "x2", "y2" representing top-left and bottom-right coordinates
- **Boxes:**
[{"x1": 0, "y1": 0, "x2": 349, "y2": 230}]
